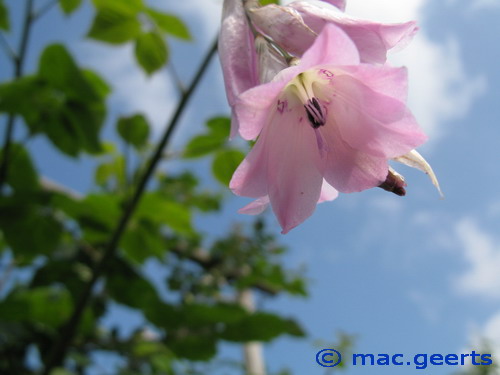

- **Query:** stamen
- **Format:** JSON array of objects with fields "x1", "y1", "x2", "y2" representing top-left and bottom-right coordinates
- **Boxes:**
[{"x1": 304, "y1": 97, "x2": 326, "y2": 129}]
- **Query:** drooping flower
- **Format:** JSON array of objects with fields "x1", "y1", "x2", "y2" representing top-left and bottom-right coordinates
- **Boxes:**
[
  {"x1": 248, "y1": 0, "x2": 418, "y2": 64},
  {"x1": 218, "y1": 0, "x2": 259, "y2": 120},
  {"x1": 229, "y1": 23, "x2": 428, "y2": 233},
  {"x1": 219, "y1": 0, "x2": 420, "y2": 139}
]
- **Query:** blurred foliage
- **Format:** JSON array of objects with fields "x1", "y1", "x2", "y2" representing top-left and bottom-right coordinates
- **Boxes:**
[
  {"x1": 0, "y1": 0, "x2": 310, "y2": 374},
  {"x1": 453, "y1": 340, "x2": 500, "y2": 375}
]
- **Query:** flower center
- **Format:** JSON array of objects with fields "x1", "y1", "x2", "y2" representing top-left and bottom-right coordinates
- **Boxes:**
[{"x1": 285, "y1": 71, "x2": 331, "y2": 129}]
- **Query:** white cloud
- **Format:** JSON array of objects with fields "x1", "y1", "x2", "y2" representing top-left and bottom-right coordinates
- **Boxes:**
[
  {"x1": 454, "y1": 218, "x2": 500, "y2": 299},
  {"x1": 76, "y1": 0, "x2": 224, "y2": 134},
  {"x1": 465, "y1": 310, "x2": 500, "y2": 363},
  {"x1": 346, "y1": 0, "x2": 487, "y2": 139},
  {"x1": 78, "y1": 43, "x2": 177, "y2": 133}
]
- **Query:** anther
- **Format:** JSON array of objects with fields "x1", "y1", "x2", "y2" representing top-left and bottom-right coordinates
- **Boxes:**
[{"x1": 304, "y1": 97, "x2": 326, "y2": 129}]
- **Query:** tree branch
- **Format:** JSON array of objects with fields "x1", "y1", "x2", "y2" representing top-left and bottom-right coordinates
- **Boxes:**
[
  {"x1": 0, "y1": 0, "x2": 35, "y2": 191},
  {"x1": 40, "y1": 37, "x2": 219, "y2": 374}
]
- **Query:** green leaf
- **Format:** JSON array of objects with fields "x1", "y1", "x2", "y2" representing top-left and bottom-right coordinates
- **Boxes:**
[
  {"x1": 0, "y1": 0, "x2": 9, "y2": 30},
  {"x1": 117, "y1": 114, "x2": 150, "y2": 148},
  {"x1": 53, "y1": 193, "x2": 121, "y2": 241},
  {"x1": 50, "y1": 369, "x2": 77, "y2": 375},
  {"x1": 184, "y1": 135, "x2": 226, "y2": 159},
  {"x1": 106, "y1": 257, "x2": 160, "y2": 309},
  {"x1": 0, "y1": 287, "x2": 72, "y2": 329},
  {"x1": 5, "y1": 144, "x2": 39, "y2": 192},
  {"x1": 221, "y1": 312, "x2": 305, "y2": 342},
  {"x1": 59, "y1": 0, "x2": 83, "y2": 15},
  {"x1": 87, "y1": 3, "x2": 142, "y2": 44},
  {"x1": 95, "y1": 156, "x2": 125, "y2": 189},
  {"x1": 134, "y1": 31, "x2": 168, "y2": 75},
  {"x1": 0, "y1": 45, "x2": 109, "y2": 157},
  {"x1": 212, "y1": 149, "x2": 245, "y2": 186},
  {"x1": 183, "y1": 117, "x2": 230, "y2": 158},
  {"x1": 82, "y1": 69, "x2": 111, "y2": 99},
  {"x1": 260, "y1": 0, "x2": 280, "y2": 4},
  {"x1": 121, "y1": 221, "x2": 165, "y2": 264},
  {"x1": 146, "y1": 9, "x2": 191, "y2": 40},
  {"x1": 0, "y1": 195, "x2": 63, "y2": 260},
  {"x1": 206, "y1": 116, "x2": 230, "y2": 138},
  {"x1": 39, "y1": 44, "x2": 99, "y2": 102},
  {"x1": 135, "y1": 193, "x2": 192, "y2": 234}
]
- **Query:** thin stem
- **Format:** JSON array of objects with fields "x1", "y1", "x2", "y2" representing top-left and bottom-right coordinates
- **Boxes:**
[
  {"x1": 0, "y1": 33, "x2": 18, "y2": 62},
  {"x1": 168, "y1": 62, "x2": 186, "y2": 96},
  {"x1": 0, "y1": 0, "x2": 35, "y2": 191},
  {"x1": 33, "y1": 0, "x2": 59, "y2": 21},
  {"x1": 40, "y1": 37, "x2": 219, "y2": 374}
]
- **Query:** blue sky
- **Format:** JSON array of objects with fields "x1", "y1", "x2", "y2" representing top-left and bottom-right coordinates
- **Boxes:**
[{"x1": 2, "y1": 0, "x2": 500, "y2": 374}]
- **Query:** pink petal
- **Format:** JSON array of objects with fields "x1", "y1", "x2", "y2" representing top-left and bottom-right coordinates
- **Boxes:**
[
  {"x1": 229, "y1": 132, "x2": 269, "y2": 198},
  {"x1": 219, "y1": 0, "x2": 259, "y2": 108},
  {"x1": 265, "y1": 106, "x2": 325, "y2": 234},
  {"x1": 338, "y1": 65, "x2": 409, "y2": 102},
  {"x1": 291, "y1": 1, "x2": 418, "y2": 63},
  {"x1": 234, "y1": 68, "x2": 299, "y2": 140},
  {"x1": 299, "y1": 23, "x2": 360, "y2": 69},
  {"x1": 238, "y1": 196, "x2": 270, "y2": 215},
  {"x1": 318, "y1": 125, "x2": 389, "y2": 193},
  {"x1": 318, "y1": 179, "x2": 339, "y2": 202},
  {"x1": 238, "y1": 179, "x2": 337, "y2": 216},
  {"x1": 248, "y1": 4, "x2": 316, "y2": 58},
  {"x1": 326, "y1": 69, "x2": 427, "y2": 159}
]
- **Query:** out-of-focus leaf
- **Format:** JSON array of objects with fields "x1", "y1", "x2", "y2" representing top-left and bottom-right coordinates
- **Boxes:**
[
  {"x1": 183, "y1": 117, "x2": 230, "y2": 158},
  {"x1": 82, "y1": 69, "x2": 111, "y2": 98},
  {"x1": 184, "y1": 135, "x2": 226, "y2": 159},
  {"x1": 0, "y1": 76, "x2": 44, "y2": 117},
  {"x1": 95, "y1": 155, "x2": 125, "y2": 189},
  {"x1": 260, "y1": 0, "x2": 280, "y2": 4},
  {"x1": 0, "y1": 46, "x2": 108, "y2": 157},
  {"x1": 146, "y1": 9, "x2": 191, "y2": 40},
  {"x1": 135, "y1": 193, "x2": 192, "y2": 234},
  {"x1": 0, "y1": 287, "x2": 72, "y2": 329},
  {"x1": 116, "y1": 114, "x2": 150, "y2": 149},
  {"x1": 5, "y1": 144, "x2": 39, "y2": 191},
  {"x1": 166, "y1": 330, "x2": 217, "y2": 361},
  {"x1": 206, "y1": 116, "x2": 230, "y2": 138},
  {"x1": 106, "y1": 257, "x2": 160, "y2": 309},
  {"x1": 53, "y1": 193, "x2": 121, "y2": 242},
  {"x1": 121, "y1": 221, "x2": 165, "y2": 264},
  {"x1": 183, "y1": 303, "x2": 248, "y2": 326},
  {"x1": 59, "y1": 0, "x2": 83, "y2": 15},
  {"x1": 0, "y1": 0, "x2": 9, "y2": 30},
  {"x1": 87, "y1": 2, "x2": 142, "y2": 44},
  {"x1": 50, "y1": 368, "x2": 77, "y2": 375},
  {"x1": 134, "y1": 31, "x2": 168, "y2": 75},
  {"x1": 0, "y1": 196, "x2": 63, "y2": 260},
  {"x1": 39, "y1": 44, "x2": 99, "y2": 102},
  {"x1": 221, "y1": 312, "x2": 304, "y2": 342},
  {"x1": 212, "y1": 149, "x2": 244, "y2": 186}
]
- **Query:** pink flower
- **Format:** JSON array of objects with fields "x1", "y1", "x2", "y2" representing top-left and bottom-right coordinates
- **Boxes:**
[
  {"x1": 219, "y1": 0, "x2": 259, "y2": 114},
  {"x1": 249, "y1": 0, "x2": 418, "y2": 64},
  {"x1": 229, "y1": 23, "x2": 428, "y2": 233}
]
